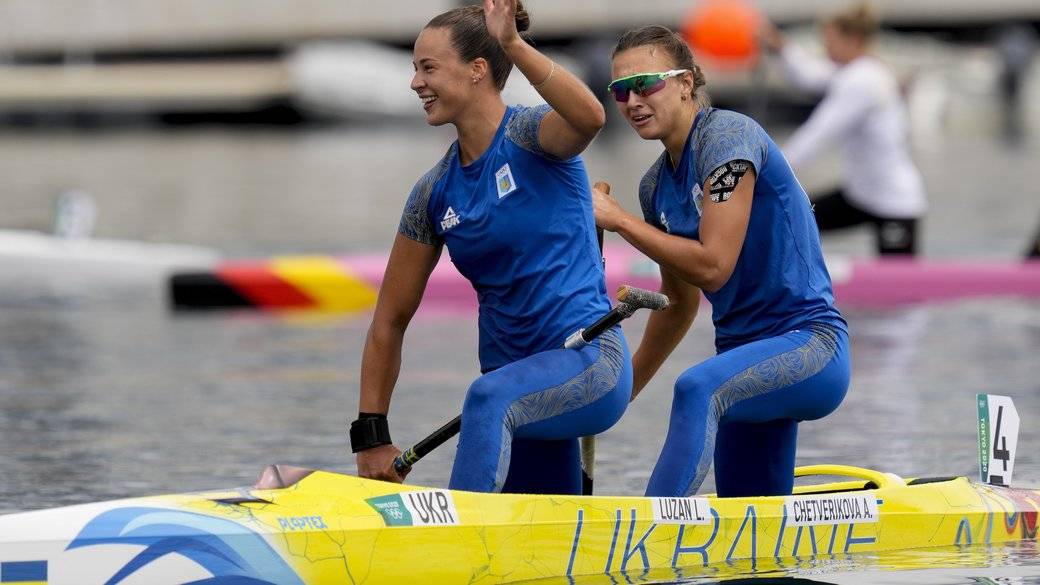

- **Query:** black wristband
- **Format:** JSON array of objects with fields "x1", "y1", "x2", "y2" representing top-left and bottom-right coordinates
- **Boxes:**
[{"x1": 350, "y1": 413, "x2": 391, "y2": 453}]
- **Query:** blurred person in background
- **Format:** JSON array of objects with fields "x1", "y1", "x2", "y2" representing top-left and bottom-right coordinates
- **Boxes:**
[
  {"x1": 992, "y1": 24, "x2": 1039, "y2": 260},
  {"x1": 1027, "y1": 215, "x2": 1040, "y2": 260},
  {"x1": 994, "y1": 22, "x2": 1038, "y2": 146},
  {"x1": 760, "y1": 2, "x2": 926, "y2": 256},
  {"x1": 352, "y1": 0, "x2": 632, "y2": 495},
  {"x1": 592, "y1": 25, "x2": 849, "y2": 498}
]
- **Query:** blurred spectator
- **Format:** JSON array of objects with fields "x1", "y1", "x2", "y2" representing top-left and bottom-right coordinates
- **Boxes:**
[
  {"x1": 52, "y1": 190, "x2": 97, "y2": 239},
  {"x1": 1026, "y1": 215, "x2": 1040, "y2": 260},
  {"x1": 761, "y1": 2, "x2": 926, "y2": 256},
  {"x1": 994, "y1": 23, "x2": 1038, "y2": 146}
]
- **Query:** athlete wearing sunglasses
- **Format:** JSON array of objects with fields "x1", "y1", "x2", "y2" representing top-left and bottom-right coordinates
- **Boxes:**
[
  {"x1": 592, "y1": 25, "x2": 850, "y2": 500},
  {"x1": 607, "y1": 69, "x2": 689, "y2": 102}
]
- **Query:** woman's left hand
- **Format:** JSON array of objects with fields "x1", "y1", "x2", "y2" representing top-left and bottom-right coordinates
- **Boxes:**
[
  {"x1": 483, "y1": 0, "x2": 521, "y2": 48},
  {"x1": 592, "y1": 183, "x2": 630, "y2": 232}
]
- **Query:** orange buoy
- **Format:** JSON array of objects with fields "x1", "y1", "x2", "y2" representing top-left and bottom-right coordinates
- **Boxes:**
[{"x1": 682, "y1": 0, "x2": 762, "y2": 67}]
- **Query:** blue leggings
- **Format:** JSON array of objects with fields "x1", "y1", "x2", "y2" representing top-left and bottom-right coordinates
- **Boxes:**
[
  {"x1": 449, "y1": 326, "x2": 632, "y2": 494},
  {"x1": 646, "y1": 323, "x2": 850, "y2": 498}
]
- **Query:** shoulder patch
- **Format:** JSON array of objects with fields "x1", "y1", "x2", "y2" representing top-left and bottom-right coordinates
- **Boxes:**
[{"x1": 707, "y1": 159, "x2": 752, "y2": 203}]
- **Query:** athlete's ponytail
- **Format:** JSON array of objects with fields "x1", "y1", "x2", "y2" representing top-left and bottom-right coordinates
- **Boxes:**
[
  {"x1": 613, "y1": 25, "x2": 710, "y2": 108},
  {"x1": 426, "y1": 2, "x2": 531, "y2": 92}
]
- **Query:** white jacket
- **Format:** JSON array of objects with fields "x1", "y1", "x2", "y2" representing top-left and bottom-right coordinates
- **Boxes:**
[{"x1": 779, "y1": 44, "x2": 927, "y2": 219}]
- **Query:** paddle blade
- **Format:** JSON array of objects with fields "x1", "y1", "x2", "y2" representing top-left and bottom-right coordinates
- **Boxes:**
[
  {"x1": 254, "y1": 464, "x2": 315, "y2": 489},
  {"x1": 580, "y1": 435, "x2": 596, "y2": 495}
]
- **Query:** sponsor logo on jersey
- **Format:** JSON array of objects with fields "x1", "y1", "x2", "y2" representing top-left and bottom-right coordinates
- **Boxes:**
[
  {"x1": 691, "y1": 184, "x2": 704, "y2": 216},
  {"x1": 495, "y1": 163, "x2": 518, "y2": 199},
  {"x1": 660, "y1": 211, "x2": 671, "y2": 233},
  {"x1": 440, "y1": 207, "x2": 460, "y2": 231}
]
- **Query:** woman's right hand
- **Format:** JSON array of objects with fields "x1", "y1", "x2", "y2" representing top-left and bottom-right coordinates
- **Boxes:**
[
  {"x1": 592, "y1": 183, "x2": 631, "y2": 233},
  {"x1": 483, "y1": 0, "x2": 522, "y2": 49},
  {"x1": 356, "y1": 444, "x2": 408, "y2": 483}
]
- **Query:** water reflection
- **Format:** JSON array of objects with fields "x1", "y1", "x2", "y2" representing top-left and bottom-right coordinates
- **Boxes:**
[{"x1": 512, "y1": 542, "x2": 1040, "y2": 584}]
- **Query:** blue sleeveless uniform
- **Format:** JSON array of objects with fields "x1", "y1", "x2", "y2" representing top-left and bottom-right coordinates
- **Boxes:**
[
  {"x1": 399, "y1": 105, "x2": 632, "y2": 493},
  {"x1": 639, "y1": 108, "x2": 850, "y2": 497}
]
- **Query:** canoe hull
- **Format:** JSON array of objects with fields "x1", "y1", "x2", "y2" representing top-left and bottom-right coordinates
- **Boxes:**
[{"x1": 1, "y1": 468, "x2": 1038, "y2": 584}]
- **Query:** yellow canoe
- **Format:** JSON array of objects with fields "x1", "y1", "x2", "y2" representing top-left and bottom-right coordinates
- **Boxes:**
[{"x1": 0, "y1": 464, "x2": 1037, "y2": 584}]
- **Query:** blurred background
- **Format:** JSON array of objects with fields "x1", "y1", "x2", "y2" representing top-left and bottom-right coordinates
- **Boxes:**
[
  {"x1": 0, "y1": 0, "x2": 1037, "y2": 257},
  {"x1": 1, "y1": 2, "x2": 1039, "y2": 565}
]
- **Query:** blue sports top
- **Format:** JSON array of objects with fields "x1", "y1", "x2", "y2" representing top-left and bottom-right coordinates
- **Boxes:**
[
  {"x1": 399, "y1": 105, "x2": 611, "y2": 371},
  {"x1": 639, "y1": 107, "x2": 846, "y2": 352}
]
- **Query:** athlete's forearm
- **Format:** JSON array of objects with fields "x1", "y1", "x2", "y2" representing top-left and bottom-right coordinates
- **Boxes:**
[
  {"x1": 502, "y1": 39, "x2": 604, "y2": 138},
  {"x1": 777, "y1": 43, "x2": 835, "y2": 94},
  {"x1": 358, "y1": 320, "x2": 405, "y2": 415},
  {"x1": 631, "y1": 281, "x2": 698, "y2": 400},
  {"x1": 358, "y1": 235, "x2": 439, "y2": 414},
  {"x1": 614, "y1": 212, "x2": 730, "y2": 293},
  {"x1": 785, "y1": 83, "x2": 870, "y2": 170}
]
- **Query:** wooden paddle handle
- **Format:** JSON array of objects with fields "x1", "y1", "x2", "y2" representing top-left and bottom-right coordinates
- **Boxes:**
[
  {"x1": 586, "y1": 180, "x2": 610, "y2": 496},
  {"x1": 593, "y1": 181, "x2": 609, "y2": 254}
]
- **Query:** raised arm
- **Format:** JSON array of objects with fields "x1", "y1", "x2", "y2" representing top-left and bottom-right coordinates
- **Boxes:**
[
  {"x1": 484, "y1": 0, "x2": 605, "y2": 158},
  {"x1": 356, "y1": 233, "x2": 441, "y2": 482},
  {"x1": 783, "y1": 72, "x2": 877, "y2": 170},
  {"x1": 760, "y1": 22, "x2": 835, "y2": 94}
]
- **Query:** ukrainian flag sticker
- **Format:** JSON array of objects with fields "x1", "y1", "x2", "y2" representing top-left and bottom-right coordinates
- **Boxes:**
[
  {"x1": 495, "y1": 163, "x2": 517, "y2": 199},
  {"x1": 1, "y1": 561, "x2": 47, "y2": 584}
]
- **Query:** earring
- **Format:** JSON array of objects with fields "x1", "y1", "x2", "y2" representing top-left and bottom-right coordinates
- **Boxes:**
[{"x1": 472, "y1": 77, "x2": 480, "y2": 84}]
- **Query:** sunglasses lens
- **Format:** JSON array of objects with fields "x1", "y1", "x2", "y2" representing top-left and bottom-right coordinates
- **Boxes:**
[
  {"x1": 637, "y1": 77, "x2": 667, "y2": 97},
  {"x1": 610, "y1": 85, "x2": 631, "y2": 102},
  {"x1": 609, "y1": 74, "x2": 668, "y2": 102}
]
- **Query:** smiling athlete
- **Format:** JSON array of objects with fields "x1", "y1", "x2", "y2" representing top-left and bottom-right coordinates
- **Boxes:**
[
  {"x1": 593, "y1": 25, "x2": 850, "y2": 497},
  {"x1": 352, "y1": 0, "x2": 632, "y2": 495}
]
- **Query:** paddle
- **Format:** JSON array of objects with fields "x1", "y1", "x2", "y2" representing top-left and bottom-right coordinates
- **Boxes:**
[
  {"x1": 392, "y1": 284, "x2": 669, "y2": 480},
  {"x1": 583, "y1": 180, "x2": 609, "y2": 495}
]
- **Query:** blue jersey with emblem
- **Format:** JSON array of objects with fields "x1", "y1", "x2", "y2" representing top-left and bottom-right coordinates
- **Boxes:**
[
  {"x1": 399, "y1": 105, "x2": 611, "y2": 371},
  {"x1": 640, "y1": 107, "x2": 846, "y2": 352}
]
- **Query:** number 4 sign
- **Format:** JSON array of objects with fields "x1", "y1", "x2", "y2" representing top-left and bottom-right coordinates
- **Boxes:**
[{"x1": 977, "y1": 394, "x2": 1020, "y2": 487}]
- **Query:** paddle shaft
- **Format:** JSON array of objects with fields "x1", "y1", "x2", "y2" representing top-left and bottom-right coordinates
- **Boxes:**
[
  {"x1": 393, "y1": 300, "x2": 636, "y2": 476},
  {"x1": 583, "y1": 181, "x2": 609, "y2": 495}
]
